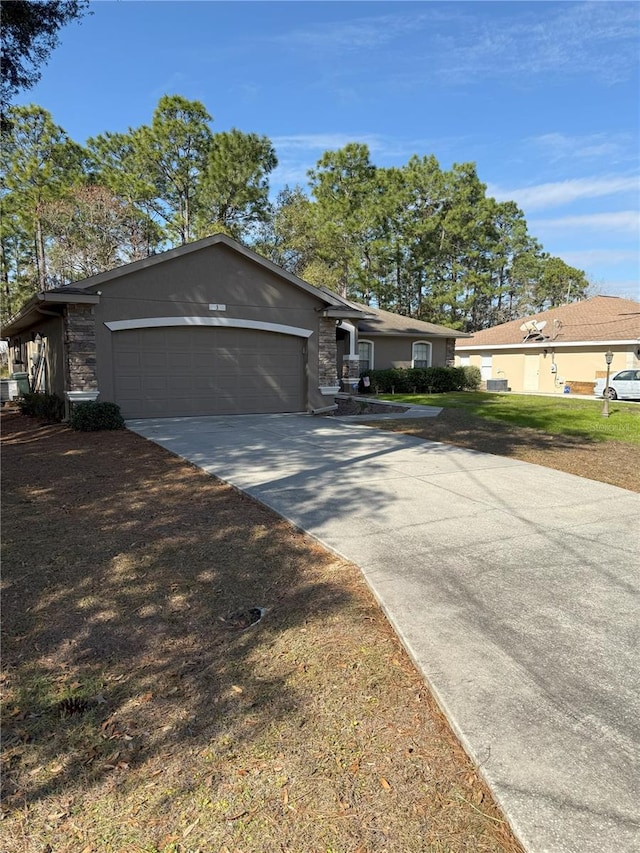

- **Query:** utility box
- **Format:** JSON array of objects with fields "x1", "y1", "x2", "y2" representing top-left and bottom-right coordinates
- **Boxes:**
[
  {"x1": 486, "y1": 379, "x2": 509, "y2": 392},
  {"x1": 10, "y1": 372, "x2": 30, "y2": 396},
  {"x1": 1, "y1": 379, "x2": 19, "y2": 404}
]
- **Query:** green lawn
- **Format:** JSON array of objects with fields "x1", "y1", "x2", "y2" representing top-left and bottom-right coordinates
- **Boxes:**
[{"x1": 381, "y1": 392, "x2": 640, "y2": 445}]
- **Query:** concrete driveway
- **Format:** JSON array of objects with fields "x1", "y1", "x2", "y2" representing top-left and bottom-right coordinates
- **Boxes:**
[{"x1": 127, "y1": 413, "x2": 640, "y2": 853}]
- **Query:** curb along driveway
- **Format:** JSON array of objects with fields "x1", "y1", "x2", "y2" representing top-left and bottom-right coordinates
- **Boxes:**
[{"x1": 127, "y1": 414, "x2": 640, "y2": 853}]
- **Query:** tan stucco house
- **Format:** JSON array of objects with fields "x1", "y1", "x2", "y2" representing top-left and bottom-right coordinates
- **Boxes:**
[
  {"x1": 1, "y1": 234, "x2": 463, "y2": 418},
  {"x1": 455, "y1": 295, "x2": 640, "y2": 395}
]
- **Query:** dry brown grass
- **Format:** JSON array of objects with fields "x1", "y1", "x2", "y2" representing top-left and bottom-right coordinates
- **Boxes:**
[{"x1": 0, "y1": 410, "x2": 532, "y2": 853}]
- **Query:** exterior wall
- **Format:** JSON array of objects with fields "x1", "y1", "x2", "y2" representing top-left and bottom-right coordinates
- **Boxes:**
[
  {"x1": 362, "y1": 335, "x2": 450, "y2": 370},
  {"x1": 89, "y1": 243, "x2": 331, "y2": 411},
  {"x1": 456, "y1": 345, "x2": 639, "y2": 394}
]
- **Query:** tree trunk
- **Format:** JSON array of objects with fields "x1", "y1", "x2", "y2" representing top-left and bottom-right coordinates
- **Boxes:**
[{"x1": 35, "y1": 214, "x2": 47, "y2": 290}]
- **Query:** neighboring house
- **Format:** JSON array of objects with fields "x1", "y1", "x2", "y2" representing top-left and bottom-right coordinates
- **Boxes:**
[
  {"x1": 455, "y1": 296, "x2": 640, "y2": 395},
  {"x1": 1, "y1": 234, "x2": 464, "y2": 418}
]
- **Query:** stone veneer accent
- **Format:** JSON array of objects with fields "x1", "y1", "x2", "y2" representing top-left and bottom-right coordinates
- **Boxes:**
[
  {"x1": 445, "y1": 337, "x2": 455, "y2": 367},
  {"x1": 318, "y1": 316, "x2": 339, "y2": 388},
  {"x1": 64, "y1": 304, "x2": 98, "y2": 392}
]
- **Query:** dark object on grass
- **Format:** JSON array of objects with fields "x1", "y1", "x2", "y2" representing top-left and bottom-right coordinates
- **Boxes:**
[
  {"x1": 58, "y1": 697, "x2": 89, "y2": 717},
  {"x1": 220, "y1": 607, "x2": 265, "y2": 629}
]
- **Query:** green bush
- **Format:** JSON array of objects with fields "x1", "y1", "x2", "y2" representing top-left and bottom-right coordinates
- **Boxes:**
[
  {"x1": 460, "y1": 364, "x2": 482, "y2": 391},
  {"x1": 363, "y1": 366, "x2": 465, "y2": 394},
  {"x1": 69, "y1": 401, "x2": 125, "y2": 431},
  {"x1": 17, "y1": 392, "x2": 64, "y2": 422}
]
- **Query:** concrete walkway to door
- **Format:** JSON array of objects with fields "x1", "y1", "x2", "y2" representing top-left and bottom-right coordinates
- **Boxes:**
[{"x1": 127, "y1": 413, "x2": 640, "y2": 853}]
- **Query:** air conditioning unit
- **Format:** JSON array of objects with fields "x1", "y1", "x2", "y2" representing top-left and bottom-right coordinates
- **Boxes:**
[{"x1": 486, "y1": 379, "x2": 509, "y2": 392}]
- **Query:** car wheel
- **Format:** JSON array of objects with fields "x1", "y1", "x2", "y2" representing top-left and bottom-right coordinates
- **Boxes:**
[{"x1": 606, "y1": 387, "x2": 617, "y2": 400}]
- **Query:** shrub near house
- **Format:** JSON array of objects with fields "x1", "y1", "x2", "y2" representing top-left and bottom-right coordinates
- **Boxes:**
[{"x1": 363, "y1": 365, "x2": 481, "y2": 394}]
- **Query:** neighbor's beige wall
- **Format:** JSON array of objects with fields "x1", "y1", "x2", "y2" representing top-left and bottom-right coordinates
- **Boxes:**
[{"x1": 456, "y1": 346, "x2": 637, "y2": 394}]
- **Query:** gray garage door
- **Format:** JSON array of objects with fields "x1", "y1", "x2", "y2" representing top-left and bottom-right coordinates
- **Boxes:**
[{"x1": 112, "y1": 326, "x2": 305, "y2": 418}]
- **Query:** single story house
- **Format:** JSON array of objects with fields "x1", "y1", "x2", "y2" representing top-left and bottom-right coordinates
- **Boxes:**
[
  {"x1": 342, "y1": 304, "x2": 470, "y2": 374},
  {"x1": 1, "y1": 234, "x2": 464, "y2": 418},
  {"x1": 455, "y1": 295, "x2": 640, "y2": 395}
]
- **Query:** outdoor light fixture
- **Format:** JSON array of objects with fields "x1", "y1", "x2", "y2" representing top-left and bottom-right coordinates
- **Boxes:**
[{"x1": 602, "y1": 350, "x2": 614, "y2": 418}]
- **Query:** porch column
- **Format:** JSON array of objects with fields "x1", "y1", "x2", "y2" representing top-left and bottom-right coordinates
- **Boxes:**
[
  {"x1": 445, "y1": 338, "x2": 455, "y2": 367},
  {"x1": 318, "y1": 316, "x2": 340, "y2": 395},
  {"x1": 64, "y1": 304, "x2": 99, "y2": 395}
]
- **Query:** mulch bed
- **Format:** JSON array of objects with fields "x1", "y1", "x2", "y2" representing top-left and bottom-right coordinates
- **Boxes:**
[{"x1": 1, "y1": 410, "x2": 526, "y2": 853}]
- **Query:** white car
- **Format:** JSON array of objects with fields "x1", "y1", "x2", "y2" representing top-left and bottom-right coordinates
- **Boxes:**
[{"x1": 594, "y1": 369, "x2": 640, "y2": 400}]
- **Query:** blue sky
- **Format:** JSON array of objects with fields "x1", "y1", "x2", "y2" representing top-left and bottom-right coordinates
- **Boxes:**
[{"x1": 14, "y1": 0, "x2": 640, "y2": 299}]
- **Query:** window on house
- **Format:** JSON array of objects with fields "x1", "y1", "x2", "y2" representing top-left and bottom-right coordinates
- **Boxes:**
[
  {"x1": 412, "y1": 341, "x2": 432, "y2": 368},
  {"x1": 358, "y1": 340, "x2": 373, "y2": 372}
]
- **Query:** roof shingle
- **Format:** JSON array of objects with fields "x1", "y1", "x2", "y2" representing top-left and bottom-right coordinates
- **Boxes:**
[{"x1": 457, "y1": 296, "x2": 640, "y2": 347}]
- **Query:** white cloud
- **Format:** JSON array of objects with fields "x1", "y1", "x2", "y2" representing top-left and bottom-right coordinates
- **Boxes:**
[
  {"x1": 489, "y1": 175, "x2": 640, "y2": 211},
  {"x1": 271, "y1": 132, "x2": 467, "y2": 165},
  {"x1": 455, "y1": 2, "x2": 637, "y2": 84},
  {"x1": 270, "y1": 162, "x2": 312, "y2": 189},
  {"x1": 559, "y1": 249, "x2": 640, "y2": 269},
  {"x1": 527, "y1": 133, "x2": 636, "y2": 165},
  {"x1": 530, "y1": 211, "x2": 640, "y2": 234},
  {"x1": 272, "y1": 134, "x2": 385, "y2": 153},
  {"x1": 276, "y1": 2, "x2": 638, "y2": 83},
  {"x1": 275, "y1": 12, "x2": 430, "y2": 54}
]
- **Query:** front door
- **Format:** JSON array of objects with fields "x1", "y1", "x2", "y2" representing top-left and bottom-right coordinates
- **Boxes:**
[{"x1": 523, "y1": 353, "x2": 539, "y2": 392}]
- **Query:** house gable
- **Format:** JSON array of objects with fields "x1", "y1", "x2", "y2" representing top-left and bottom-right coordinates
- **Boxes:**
[{"x1": 457, "y1": 296, "x2": 640, "y2": 350}]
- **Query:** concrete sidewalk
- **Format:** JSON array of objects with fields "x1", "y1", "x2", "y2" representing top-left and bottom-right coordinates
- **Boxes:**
[{"x1": 127, "y1": 413, "x2": 640, "y2": 853}]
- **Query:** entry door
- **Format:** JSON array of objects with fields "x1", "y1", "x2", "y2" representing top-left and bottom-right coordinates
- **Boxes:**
[
  {"x1": 480, "y1": 354, "x2": 492, "y2": 381},
  {"x1": 523, "y1": 353, "x2": 539, "y2": 392}
]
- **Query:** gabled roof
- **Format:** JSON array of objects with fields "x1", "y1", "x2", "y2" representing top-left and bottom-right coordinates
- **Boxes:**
[
  {"x1": 1, "y1": 234, "x2": 369, "y2": 337},
  {"x1": 50, "y1": 233, "x2": 368, "y2": 313},
  {"x1": 456, "y1": 296, "x2": 640, "y2": 349},
  {"x1": 355, "y1": 304, "x2": 470, "y2": 338}
]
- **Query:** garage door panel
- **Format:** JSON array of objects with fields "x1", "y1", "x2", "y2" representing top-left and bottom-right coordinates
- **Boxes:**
[
  {"x1": 112, "y1": 327, "x2": 304, "y2": 418},
  {"x1": 116, "y1": 376, "x2": 142, "y2": 393},
  {"x1": 166, "y1": 375, "x2": 196, "y2": 392}
]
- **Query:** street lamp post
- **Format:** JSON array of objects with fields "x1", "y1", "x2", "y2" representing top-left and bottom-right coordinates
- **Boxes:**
[{"x1": 602, "y1": 350, "x2": 613, "y2": 418}]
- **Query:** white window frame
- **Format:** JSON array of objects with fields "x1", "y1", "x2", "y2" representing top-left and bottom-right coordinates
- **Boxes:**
[
  {"x1": 412, "y1": 340, "x2": 432, "y2": 368},
  {"x1": 358, "y1": 339, "x2": 374, "y2": 372}
]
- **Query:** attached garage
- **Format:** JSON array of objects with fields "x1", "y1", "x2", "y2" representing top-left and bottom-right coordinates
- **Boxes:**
[
  {"x1": 1, "y1": 235, "x2": 371, "y2": 417},
  {"x1": 112, "y1": 325, "x2": 306, "y2": 418}
]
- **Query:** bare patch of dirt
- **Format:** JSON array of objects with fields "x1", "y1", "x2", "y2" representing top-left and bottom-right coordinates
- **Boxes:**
[
  {"x1": 1, "y1": 411, "x2": 525, "y2": 853},
  {"x1": 368, "y1": 406, "x2": 640, "y2": 493}
]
